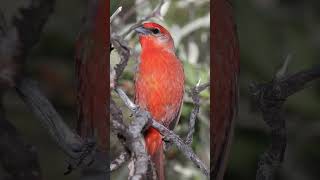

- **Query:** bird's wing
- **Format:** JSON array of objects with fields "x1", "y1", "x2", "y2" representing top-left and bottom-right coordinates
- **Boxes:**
[
  {"x1": 167, "y1": 88, "x2": 184, "y2": 131},
  {"x1": 212, "y1": 0, "x2": 240, "y2": 179}
]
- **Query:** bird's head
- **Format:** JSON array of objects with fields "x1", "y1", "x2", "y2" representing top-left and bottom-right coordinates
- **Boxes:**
[{"x1": 135, "y1": 22, "x2": 175, "y2": 51}]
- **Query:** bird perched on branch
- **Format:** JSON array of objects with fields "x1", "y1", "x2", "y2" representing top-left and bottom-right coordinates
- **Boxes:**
[
  {"x1": 212, "y1": 0, "x2": 240, "y2": 179},
  {"x1": 134, "y1": 22, "x2": 185, "y2": 180}
]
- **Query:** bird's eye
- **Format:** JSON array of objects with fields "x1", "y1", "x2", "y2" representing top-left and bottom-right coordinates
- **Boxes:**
[{"x1": 151, "y1": 28, "x2": 160, "y2": 34}]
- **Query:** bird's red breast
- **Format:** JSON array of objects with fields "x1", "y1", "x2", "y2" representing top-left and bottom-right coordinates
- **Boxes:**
[
  {"x1": 134, "y1": 22, "x2": 184, "y2": 129},
  {"x1": 135, "y1": 49, "x2": 184, "y2": 126}
]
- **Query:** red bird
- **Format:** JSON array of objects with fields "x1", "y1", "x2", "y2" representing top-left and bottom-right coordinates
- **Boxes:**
[
  {"x1": 134, "y1": 22, "x2": 185, "y2": 180},
  {"x1": 212, "y1": 0, "x2": 240, "y2": 179}
]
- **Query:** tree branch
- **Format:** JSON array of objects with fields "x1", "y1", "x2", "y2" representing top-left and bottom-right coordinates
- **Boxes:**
[
  {"x1": 114, "y1": 87, "x2": 210, "y2": 177},
  {"x1": 111, "y1": 35, "x2": 131, "y2": 85},
  {"x1": 250, "y1": 64, "x2": 320, "y2": 180},
  {"x1": 185, "y1": 81, "x2": 210, "y2": 145},
  {"x1": 16, "y1": 78, "x2": 87, "y2": 158},
  {"x1": 0, "y1": 0, "x2": 55, "y2": 179},
  {"x1": 110, "y1": 99, "x2": 149, "y2": 180},
  {"x1": 110, "y1": 151, "x2": 130, "y2": 172},
  {"x1": 120, "y1": 0, "x2": 165, "y2": 38},
  {"x1": 15, "y1": 78, "x2": 98, "y2": 175}
]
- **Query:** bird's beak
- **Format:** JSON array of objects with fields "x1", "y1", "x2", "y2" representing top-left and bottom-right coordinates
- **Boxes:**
[{"x1": 134, "y1": 26, "x2": 151, "y2": 35}]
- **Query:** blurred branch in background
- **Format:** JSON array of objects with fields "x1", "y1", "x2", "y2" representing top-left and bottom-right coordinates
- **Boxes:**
[
  {"x1": 0, "y1": 0, "x2": 105, "y2": 179},
  {"x1": 250, "y1": 59, "x2": 320, "y2": 180},
  {"x1": 16, "y1": 78, "x2": 96, "y2": 175},
  {"x1": 121, "y1": 0, "x2": 165, "y2": 38},
  {"x1": 0, "y1": 0, "x2": 56, "y2": 179},
  {"x1": 173, "y1": 13, "x2": 209, "y2": 47}
]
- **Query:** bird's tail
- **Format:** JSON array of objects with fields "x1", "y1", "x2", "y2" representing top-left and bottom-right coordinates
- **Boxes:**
[{"x1": 144, "y1": 127, "x2": 164, "y2": 180}]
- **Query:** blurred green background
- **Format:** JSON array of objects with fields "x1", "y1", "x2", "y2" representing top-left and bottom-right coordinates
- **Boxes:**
[{"x1": 0, "y1": 0, "x2": 319, "y2": 180}]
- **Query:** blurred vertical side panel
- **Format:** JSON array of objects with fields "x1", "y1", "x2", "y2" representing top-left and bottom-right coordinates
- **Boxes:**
[
  {"x1": 211, "y1": 0, "x2": 240, "y2": 179},
  {"x1": 75, "y1": 0, "x2": 109, "y2": 179}
]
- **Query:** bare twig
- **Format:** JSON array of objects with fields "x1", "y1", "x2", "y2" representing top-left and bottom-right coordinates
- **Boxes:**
[
  {"x1": 186, "y1": 81, "x2": 210, "y2": 145},
  {"x1": 152, "y1": 121, "x2": 209, "y2": 177},
  {"x1": 275, "y1": 54, "x2": 292, "y2": 81},
  {"x1": 110, "y1": 6, "x2": 123, "y2": 23},
  {"x1": 110, "y1": 151, "x2": 130, "y2": 172},
  {"x1": 250, "y1": 63, "x2": 320, "y2": 180},
  {"x1": 111, "y1": 35, "x2": 131, "y2": 84},
  {"x1": 114, "y1": 87, "x2": 210, "y2": 177},
  {"x1": 121, "y1": 0, "x2": 165, "y2": 37},
  {"x1": 115, "y1": 88, "x2": 138, "y2": 111},
  {"x1": 110, "y1": 99, "x2": 149, "y2": 180}
]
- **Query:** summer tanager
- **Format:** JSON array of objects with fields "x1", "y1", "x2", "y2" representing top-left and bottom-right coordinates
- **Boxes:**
[{"x1": 134, "y1": 22, "x2": 185, "y2": 180}]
